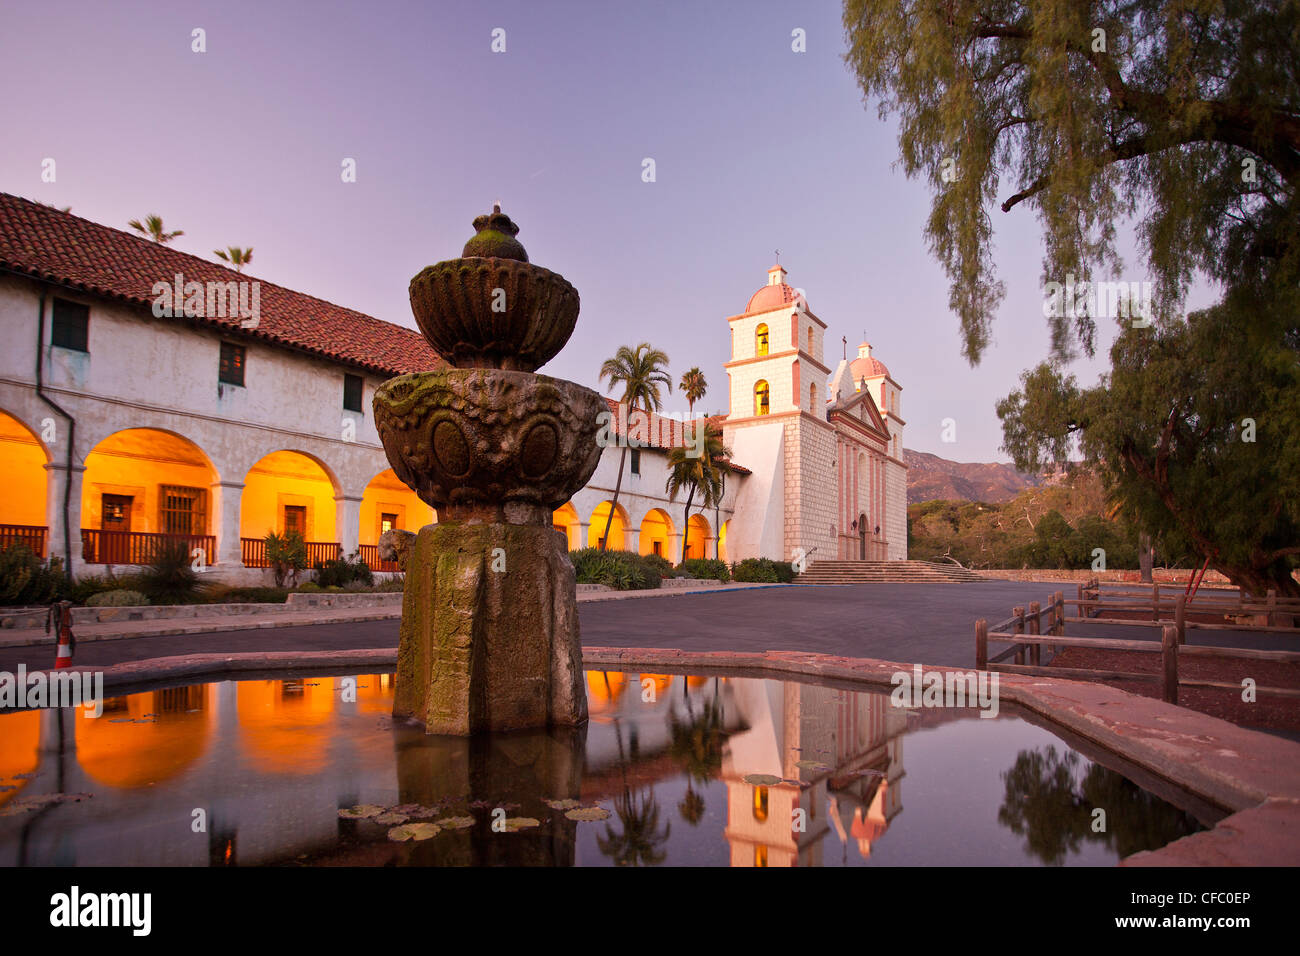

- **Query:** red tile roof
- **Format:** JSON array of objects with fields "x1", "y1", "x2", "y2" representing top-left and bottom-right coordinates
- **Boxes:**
[
  {"x1": 601, "y1": 398, "x2": 750, "y2": 474},
  {"x1": 0, "y1": 192, "x2": 443, "y2": 377}
]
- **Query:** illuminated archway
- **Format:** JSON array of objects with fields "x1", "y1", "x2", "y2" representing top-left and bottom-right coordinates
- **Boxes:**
[
  {"x1": 360, "y1": 468, "x2": 434, "y2": 548},
  {"x1": 237, "y1": 678, "x2": 337, "y2": 775},
  {"x1": 718, "y1": 520, "x2": 730, "y2": 563},
  {"x1": 587, "y1": 501, "x2": 628, "y2": 550},
  {"x1": 638, "y1": 508, "x2": 673, "y2": 559},
  {"x1": 0, "y1": 710, "x2": 40, "y2": 807},
  {"x1": 77, "y1": 686, "x2": 212, "y2": 789},
  {"x1": 683, "y1": 513, "x2": 711, "y2": 561},
  {"x1": 553, "y1": 502, "x2": 579, "y2": 550},
  {"x1": 81, "y1": 428, "x2": 217, "y2": 563},
  {"x1": 240, "y1": 450, "x2": 338, "y2": 545},
  {"x1": 755, "y1": 323, "x2": 769, "y2": 356},
  {"x1": 0, "y1": 411, "x2": 50, "y2": 554},
  {"x1": 754, "y1": 380, "x2": 770, "y2": 416}
]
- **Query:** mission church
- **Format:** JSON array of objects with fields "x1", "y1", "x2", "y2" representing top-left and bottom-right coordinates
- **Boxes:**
[{"x1": 0, "y1": 194, "x2": 905, "y2": 579}]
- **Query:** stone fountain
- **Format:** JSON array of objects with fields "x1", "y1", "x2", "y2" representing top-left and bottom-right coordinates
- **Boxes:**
[{"x1": 373, "y1": 205, "x2": 604, "y2": 735}]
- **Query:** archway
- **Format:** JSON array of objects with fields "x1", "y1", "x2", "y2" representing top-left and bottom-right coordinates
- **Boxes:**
[
  {"x1": 553, "y1": 502, "x2": 579, "y2": 550},
  {"x1": 755, "y1": 323, "x2": 769, "y2": 356},
  {"x1": 754, "y1": 380, "x2": 770, "y2": 416},
  {"x1": 587, "y1": 501, "x2": 628, "y2": 550},
  {"x1": 683, "y1": 513, "x2": 712, "y2": 561},
  {"x1": 81, "y1": 428, "x2": 217, "y2": 564},
  {"x1": 359, "y1": 468, "x2": 435, "y2": 568},
  {"x1": 240, "y1": 451, "x2": 339, "y2": 566},
  {"x1": 858, "y1": 512, "x2": 867, "y2": 560},
  {"x1": 77, "y1": 686, "x2": 212, "y2": 789},
  {"x1": 718, "y1": 520, "x2": 730, "y2": 563},
  {"x1": 0, "y1": 411, "x2": 50, "y2": 555},
  {"x1": 237, "y1": 678, "x2": 336, "y2": 775},
  {"x1": 638, "y1": 508, "x2": 674, "y2": 559}
]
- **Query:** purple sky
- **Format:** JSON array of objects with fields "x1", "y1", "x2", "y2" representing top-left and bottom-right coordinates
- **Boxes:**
[{"x1": 1, "y1": 0, "x2": 1215, "y2": 462}]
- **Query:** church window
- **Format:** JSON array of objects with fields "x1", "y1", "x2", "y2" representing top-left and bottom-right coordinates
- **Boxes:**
[
  {"x1": 754, "y1": 380, "x2": 770, "y2": 416},
  {"x1": 752, "y1": 786, "x2": 769, "y2": 822},
  {"x1": 755, "y1": 323, "x2": 769, "y2": 356},
  {"x1": 809, "y1": 383, "x2": 816, "y2": 412},
  {"x1": 807, "y1": 326, "x2": 813, "y2": 353}
]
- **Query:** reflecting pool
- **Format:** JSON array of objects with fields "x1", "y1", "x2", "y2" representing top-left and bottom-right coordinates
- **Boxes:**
[{"x1": 0, "y1": 672, "x2": 1215, "y2": 866}]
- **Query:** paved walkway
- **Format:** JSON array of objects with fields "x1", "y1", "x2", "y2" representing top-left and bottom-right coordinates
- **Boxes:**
[{"x1": 0, "y1": 580, "x2": 1071, "y2": 672}]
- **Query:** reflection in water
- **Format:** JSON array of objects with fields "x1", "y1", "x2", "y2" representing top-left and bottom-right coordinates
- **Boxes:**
[
  {"x1": 0, "y1": 672, "x2": 1213, "y2": 866},
  {"x1": 998, "y1": 746, "x2": 1206, "y2": 865}
]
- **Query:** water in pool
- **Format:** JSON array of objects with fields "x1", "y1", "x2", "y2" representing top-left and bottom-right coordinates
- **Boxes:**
[{"x1": 0, "y1": 671, "x2": 1213, "y2": 866}]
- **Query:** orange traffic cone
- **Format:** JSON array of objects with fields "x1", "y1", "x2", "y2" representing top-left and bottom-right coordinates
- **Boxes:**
[{"x1": 49, "y1": 600, "x2": 75, "y2": 669}]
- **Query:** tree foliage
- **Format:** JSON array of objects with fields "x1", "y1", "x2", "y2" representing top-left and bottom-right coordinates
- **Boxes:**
[
  {"x1": 997, "y1": 306, "x2": 1300, "y2": 593},
  {"x1": 843, "y1": 0, "x2": 1300, "y2": 363}
]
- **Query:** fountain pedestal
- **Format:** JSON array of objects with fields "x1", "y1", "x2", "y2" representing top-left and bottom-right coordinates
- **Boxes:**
[
  {"x1": 394, "y1": 522, "x2": 586, "y2": 734},
  {"x1": 373, "y1": 207, "x2": 602, "y2": 735}
]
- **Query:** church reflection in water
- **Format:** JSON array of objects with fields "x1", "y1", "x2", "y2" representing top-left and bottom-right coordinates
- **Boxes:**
[{"x1": 0, "y1": 670, "x2": 1205, "y2": 866}]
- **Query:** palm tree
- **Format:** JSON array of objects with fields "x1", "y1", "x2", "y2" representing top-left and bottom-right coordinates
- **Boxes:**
[
  {"x1": 214, "y1": 247, "x2": 253, "y2": 272},
  {"x1": 128, "y1": 214, "x2": 184, "y2": 244},
  {"x1": 597, "y1": 343, "x2": 672, "y2": 551},
  {"x1": 665, "y1": 422, "x2": 732, "y2": 564},
  {"x1": 679, "y1": 367, "x2": 707, "y2": 413}
]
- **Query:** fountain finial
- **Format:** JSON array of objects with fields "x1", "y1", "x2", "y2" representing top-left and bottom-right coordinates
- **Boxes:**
[{"x1": 463, "y1": 203, "x2": 527, "y2": 261}]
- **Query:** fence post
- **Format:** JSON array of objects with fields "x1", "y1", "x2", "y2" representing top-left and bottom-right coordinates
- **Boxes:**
[
  {"x1": 1267, "y1": 589, "x2": 1277, "y2": 627},
  {"x1": 1161, "y1": 625, "x2": 1179, "y2": 705},
  {"x1": 1152, "y1": 583, "x2": 1160, "y2": 622},
  {"x1": 1075, "y1": 583, "x2": 1083, "y2": 622},
  {"x1": 1013, "y1": 606, "x2": 1025, "y2": 665},
  {"x1": 1027, "y1": 601, "x2": 1040, "y2": 666},
  {"x1": 1175, "y1": 593, "x2": 1186, "y2": 646},
  {"x1": 976, "y1": 619, "x2": 988, "y2": 670},
  {"x1": 1054, "y1": 590, "x2": 1064, "y2": 656}
]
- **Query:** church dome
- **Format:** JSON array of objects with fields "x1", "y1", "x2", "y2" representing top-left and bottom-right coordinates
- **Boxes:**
[
  {"x1": 745, "y1": 281, "x2": 796, "y2": 314},
  {"x1": 850, "y1": 342, "x2": 889, "y2": 380},
  {"x1": 744, "y1": 263, "x2": 801, "y2": 315}
]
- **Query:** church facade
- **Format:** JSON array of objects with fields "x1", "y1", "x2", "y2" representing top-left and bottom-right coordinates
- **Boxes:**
[{"x1": 722, "y1": 264, "x2": 908, "y2": 564}]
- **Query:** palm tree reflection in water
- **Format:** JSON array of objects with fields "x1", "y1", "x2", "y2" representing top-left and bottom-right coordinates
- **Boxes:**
[{"x1": 597, "y1": 715, "x2": 671, "y2": 866}]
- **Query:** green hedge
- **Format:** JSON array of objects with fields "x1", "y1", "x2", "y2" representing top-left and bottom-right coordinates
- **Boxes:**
[
  {"x1": 680, "y1": 558, "x2": 729, "y2": 582},
  {"x1": 729, "y1": 557, "x2": 796, "y2": 584},
  {"x1": 570, "y1": 548, "x2": 662, "y2": 591}
]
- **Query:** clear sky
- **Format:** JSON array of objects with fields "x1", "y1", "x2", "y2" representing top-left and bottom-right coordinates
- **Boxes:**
[{"x1": 0, "y1": 0, "x2": 1216, "y2": 462}]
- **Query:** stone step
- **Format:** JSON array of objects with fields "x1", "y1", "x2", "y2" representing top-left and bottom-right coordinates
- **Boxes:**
[{"x1": 795, "y1": 560, "x2": 986, "y2": 584}]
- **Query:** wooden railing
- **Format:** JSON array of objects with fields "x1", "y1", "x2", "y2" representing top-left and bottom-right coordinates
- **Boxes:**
[
  {"x1": 80, "y1": 529, "x2": 215, "y2": 565},
  {"x1": 240, "y1": 537, "x2": 341, "y2": 568},
  {"x1": 0, "y1": 524, "x2": 47, "y2": 557},
  {"x1": 357, "y1": 544, "x2": 399, "y2": 573},
  {"x1": 975, "y1": 581, "x2": 1300, "y2": 703}
]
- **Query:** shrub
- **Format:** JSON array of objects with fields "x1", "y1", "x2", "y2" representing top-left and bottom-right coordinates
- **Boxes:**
[
  {"x1": 0, "y1": 544, "x2": 67, "y2": 606},
  {"x1": 265, "y1": 531, "x2": 307, "y2": 588},
  {"x1": 728, "y1": 561, "x2": 774, "y2": 582},
  {"x1": 369, "y1": 574, "x2": 405, "y2": 592},
  {"x1": 680, "y1": 558, "x2": 729, "y2": 582},
  {"x1": 569, "y1": 548, "x2": 661, "y2": 591},
  {"x1": 296, "y1": 582, "x2": 322, "y2": 592},
  {"x1": 641, "y1": 553, "x2": 674, "y2": 578},
  {"x1": 314, "y1": 551, "x2": 373, "y2": 589},
  {"x1": 137, "y1": 537, "x2": 206, "y2": 604},
  {"x1": 67, "y1": 571, "x2": 137, "y2": 605},
  {"x1": 210, "y1": 586, "x2": 291, "y2": 604},
  {"x1": 86, "y1": 589, "x2": 150, "y2": 607}
]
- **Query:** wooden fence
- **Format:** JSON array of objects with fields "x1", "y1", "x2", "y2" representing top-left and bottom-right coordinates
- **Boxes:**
[
  {"x1": 80, "y1": 529, "x2": 215, "y2": 566},
  {"x1": 976, "y1": 581, "x2": 1300, "y2": 704},
  {"x1": 0, "y1": 524, "x2": 47, "y2": 557},
  {"x1": 240, "y1": 538, "x2": 340, "y2": 569}
]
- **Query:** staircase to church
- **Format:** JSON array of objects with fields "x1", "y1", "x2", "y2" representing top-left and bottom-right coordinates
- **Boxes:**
[{"x1": 795, "y1": 560, "x2": 988, "y2": 584}]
